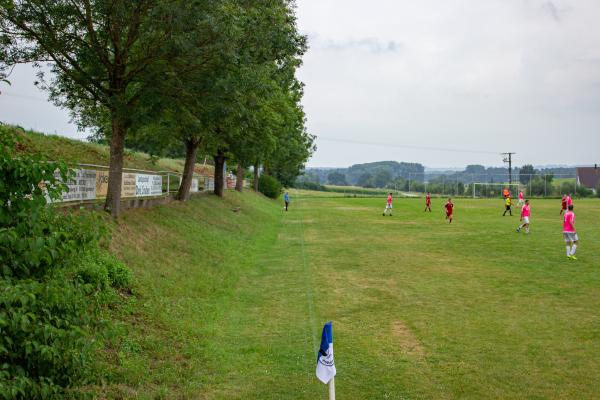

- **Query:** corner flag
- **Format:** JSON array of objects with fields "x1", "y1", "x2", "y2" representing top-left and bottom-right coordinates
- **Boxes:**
[{"x1": 316, "y1": 321, "x2": 336, "y2": 384}]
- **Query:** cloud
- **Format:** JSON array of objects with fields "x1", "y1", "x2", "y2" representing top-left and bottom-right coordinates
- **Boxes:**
[
  {"x1": 315, "y1": 37, "x2": 402, "y2": 54},
  {"x1": 541, "y1": 1, "x2": 561, "y2": 21}
]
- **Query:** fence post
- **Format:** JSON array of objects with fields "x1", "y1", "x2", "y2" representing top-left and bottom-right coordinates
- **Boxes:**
[{"x1": 167, "y1": 173, "x2": 170, "y2": 195}]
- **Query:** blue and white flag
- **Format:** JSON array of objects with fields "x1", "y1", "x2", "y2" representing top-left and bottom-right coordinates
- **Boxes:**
[{"x1": 316, "y1": 321, "x2": 336, "y2": 384}]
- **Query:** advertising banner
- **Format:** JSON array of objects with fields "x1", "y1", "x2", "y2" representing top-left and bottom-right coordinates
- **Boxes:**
[
  {"x1": 136, "y1": 174, "x2": 162, "y2": 197},
  {"x1": 96, "y1": 171, "x2": 109, "y2": 197},
  {"x1": 205, "y1": 177, "x2": 215, "y2": 192},
  {"x1": 121, "y1": 173, "x2": 137, "y2": 198},
  {"x1": 60, "y1": 169, "x2": 97, "y2": 202}
]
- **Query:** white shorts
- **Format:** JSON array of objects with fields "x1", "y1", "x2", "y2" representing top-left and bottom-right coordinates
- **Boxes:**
[
  {"x1": 563, "y1": 232, "x2": 579, "y2": 243},
  {"x1": 522, "y1": 217, "x2": 529, "y2": 224},
  {"x1": 386, "y1": 204, "x2": 393, "y2": 209}
]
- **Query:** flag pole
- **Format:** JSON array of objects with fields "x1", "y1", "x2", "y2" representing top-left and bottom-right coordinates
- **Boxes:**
[{"x1": 329, "y1": 377, "x2": 336, "y2": 400}]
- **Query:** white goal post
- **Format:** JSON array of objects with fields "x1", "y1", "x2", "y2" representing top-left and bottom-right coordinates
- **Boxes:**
[{"x1": 471, "y1": 183, "x2": 522, "y2": 198}]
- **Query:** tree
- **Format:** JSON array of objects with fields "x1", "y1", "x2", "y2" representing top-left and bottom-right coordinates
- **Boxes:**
[
  {"x1": 373, "y1": 170, "x2": 392, "y2": 188},
  {"x1": 328, "y1": 171, "x2": 347, "y2": 186},
  {"x1": 0, "y1": 0, "x2": 193, "y2": 216},
  {"x1": 206, "y1": 0, "x2": 309, "y2": 196},
  {"x1": 519, "y1": 164, "x2": 536, "y2": 184},
  {"x1": 357, "y1": 173, "x2": 374, "y2": 188}
]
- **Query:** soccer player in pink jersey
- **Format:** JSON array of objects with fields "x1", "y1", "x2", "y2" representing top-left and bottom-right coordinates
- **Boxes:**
[
  {"x1": 383, "y1": 192, "x2": 393, "y2": 216},
  {"x1": 566, "y1": 193, "x2": 574, "y2": 207},
  {"x1": 516, "y1": 199, "x2": 531, "y2": 234},
  {"x1": 563, "y1": 204, "x2": 579, "y2": 260},
  {"x1": 517, "y1": 190, "x2": 524, "y2": 207}
]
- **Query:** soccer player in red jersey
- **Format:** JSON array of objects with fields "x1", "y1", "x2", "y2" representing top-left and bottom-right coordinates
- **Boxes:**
[
  {"x1": 444, "y1": 198, "x2": 454, "y2": 224},
  {"x1": 383, "y1": 192, "x2": 393, "y2": 216},
  {"x1": 424, "y1": 192, "x2": 432, "y2": 212},
  {"x1": 560, "y1": 194, "x2": 567, "y2": 215}
]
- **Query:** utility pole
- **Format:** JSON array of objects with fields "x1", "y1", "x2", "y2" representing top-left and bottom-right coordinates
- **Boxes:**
[{"x1": 502, "y1": 152, "x2": 516, "y2": 185}]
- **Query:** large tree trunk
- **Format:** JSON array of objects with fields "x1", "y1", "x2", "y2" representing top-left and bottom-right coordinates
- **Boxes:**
[
  {"x1": 214, "y1": 151, "x2": 226, "y2": 198},
  {"x1": 235, "y1": 164, "x2": 244, "y2": 192},
  {"x1": 104, "y1": 117, "x2": 126, "y2": 217},
  {"x1": 177, "y1": 139, "x2": 200, "y2": 201},
  {"x1": 253, "y1": 163, "x2": 259, "y2": 192}
]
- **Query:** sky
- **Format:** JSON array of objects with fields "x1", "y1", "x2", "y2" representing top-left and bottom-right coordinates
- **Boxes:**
[{"x1": 1, "y1": 0, "x2": 599, "y2": 168}]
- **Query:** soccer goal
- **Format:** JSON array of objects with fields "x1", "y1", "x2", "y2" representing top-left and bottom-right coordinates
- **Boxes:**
[{"x1": 471, "y1": 183, "x2": 522, "y2": 199}]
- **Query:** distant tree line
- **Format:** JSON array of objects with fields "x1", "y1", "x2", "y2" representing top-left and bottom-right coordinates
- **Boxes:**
[
  {"x1": 295, "y1": 161, "x2": 591, "y2": 197},
  {"x1": 0, "y1": 0, "x2": 314, "y2": 216}
]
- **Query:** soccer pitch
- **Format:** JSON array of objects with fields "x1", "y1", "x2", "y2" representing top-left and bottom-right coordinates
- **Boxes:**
[{"x1": 271, "y1": 193, "x2": 600, "y2": 399}]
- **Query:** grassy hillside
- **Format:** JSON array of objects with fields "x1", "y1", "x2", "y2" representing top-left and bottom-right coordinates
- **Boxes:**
[
  {"x1": 96, "y1": 191, "x2": 288, "y2": 398},
  {"x1": 5, "y1": 124, "x2": 194, "y2": 173}
]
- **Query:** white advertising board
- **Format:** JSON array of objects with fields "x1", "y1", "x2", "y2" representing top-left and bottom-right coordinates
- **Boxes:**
[
  {"x1": 205, "y1": 177, "x2": 215, "y2": 192},
  {"x1": 58, "y1": 169, "x2": 97, "y2": 202},
  {"x1": 191, "y1": 178, "x2": 199, "y2": 193},
  {"x1": 136, "y1": 174, "x2": 162, "y2": 197}
]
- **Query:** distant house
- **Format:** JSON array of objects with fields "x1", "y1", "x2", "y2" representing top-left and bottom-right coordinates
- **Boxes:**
[{"x1": 576, "y1": 166, "x2": 600, "y2": 192}]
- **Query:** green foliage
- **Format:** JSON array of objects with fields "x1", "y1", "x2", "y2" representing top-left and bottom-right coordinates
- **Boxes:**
[
  {"x1": 258, "y1": 175, "x2": 283, "y2": 199},
  {"x1": 519, "y1": 164, "x2": 536, "y2": 184},
  {"x1": 0, "y1": 130, "x2": 78, "y2": 279},
  {"x1": 327, "y1": 171, "x2": 347, "y2": 186},
  {"x1": 78, "y1": 248, "x2": 132, "y2": 290},
  {"x1": 293, "y1": 181, "x2": 326, "y2": 191},
  {"x1": 560, "y1": 181, "x2": 576, "y2": 196},
  {"x1": 0, "y1": 130, "x2": 132, "y2": 397},
  {"x1": 0, "y1": 278, "x2": 95, "y2": 399}
]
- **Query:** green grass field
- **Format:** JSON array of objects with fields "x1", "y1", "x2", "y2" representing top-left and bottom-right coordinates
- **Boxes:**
[{"x1": 98, "y1": 192, "x2": 600, "y2": 399}]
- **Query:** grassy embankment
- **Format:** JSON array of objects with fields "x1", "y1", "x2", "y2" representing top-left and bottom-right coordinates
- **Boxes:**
[{"x1": 9, "y1": 124, "x2": 187, "y2": 172}]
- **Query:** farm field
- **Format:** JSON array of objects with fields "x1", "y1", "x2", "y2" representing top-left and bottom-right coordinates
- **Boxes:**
[{"x1": 101, "y1": 192, "x2": 600, "y2": 399}]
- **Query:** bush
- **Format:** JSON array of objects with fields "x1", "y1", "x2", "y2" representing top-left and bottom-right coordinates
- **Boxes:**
[
  {"x1": 77, "y1": 248, "x2": 132, "y2": 290},
  {"x1": 0, "y1": 129, "x2": 132, "y2": 397},
  {"x1": 293, "y1": 181, "x2": 326, "y2": 191},
  {"x1": 576, "y1": 185, "x2": 593, "y2": 198},
  {"x1": 258, "y1": 175, "x2": 283, "y2": 199},
  {"x1": 0, "y1": 278, "x2": 96, "y2": 398}
]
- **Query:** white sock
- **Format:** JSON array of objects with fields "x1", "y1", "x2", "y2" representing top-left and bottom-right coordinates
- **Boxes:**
[
  {"x1": 566, "y1": 246, "x2": 571, "y2": 256},
  {"x1": 525, "y1": 228, "x2": 529, "y2": 233},
  {"x1": 571, "y1": 245, "x2": 577, "y2": 256}
]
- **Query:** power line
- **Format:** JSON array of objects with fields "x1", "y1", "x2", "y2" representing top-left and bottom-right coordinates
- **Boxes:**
[{"x1": 317, "y1": 136, "x2": 499, "y2": 155}]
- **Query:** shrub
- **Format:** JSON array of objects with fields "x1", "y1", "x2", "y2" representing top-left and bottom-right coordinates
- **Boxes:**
[
  {"x1": 0, "y1": 278, "x2": 96, "y2": 398},
  {"x1": 293, "y1": 181, "x2": 326, "y2": 191},
  {"x1": 258, "y1": 175, "x2": 283, "y2": 199},
  {"x1": 0, "y1": 129, "x2": 132, "y2": 397},
  {"x1": 576, "y1": 185, "x2": 593, "y2": 198},
  {"x1": 75, "y1": 248, "x2": 132, "y2": 291}
]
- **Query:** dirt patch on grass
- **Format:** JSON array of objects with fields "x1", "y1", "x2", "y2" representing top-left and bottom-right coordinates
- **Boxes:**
[{"x1": 391, "y1": 320, "x2": 424, "y2": 357}]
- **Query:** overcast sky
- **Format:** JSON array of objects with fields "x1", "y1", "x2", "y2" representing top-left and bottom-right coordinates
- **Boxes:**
[{"x1": 1, "y1": 0, "x2": 599, "y2": 168}]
